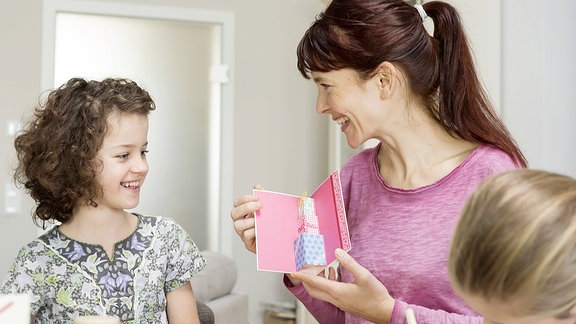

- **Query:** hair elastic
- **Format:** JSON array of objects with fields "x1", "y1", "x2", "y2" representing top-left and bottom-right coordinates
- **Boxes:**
[{"x1": 414, "y1": 4, "x2": 428, "y2": 22}]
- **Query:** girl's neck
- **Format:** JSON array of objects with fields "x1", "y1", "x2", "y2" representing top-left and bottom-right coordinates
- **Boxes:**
[{"x1": 59, "y1": 207, "x2": 138, "y2": 247}]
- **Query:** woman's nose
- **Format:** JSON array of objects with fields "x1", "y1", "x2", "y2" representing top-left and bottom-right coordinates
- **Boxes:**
[{"x1": 315, "y1": 95, "x2": 328, "y2": 115}]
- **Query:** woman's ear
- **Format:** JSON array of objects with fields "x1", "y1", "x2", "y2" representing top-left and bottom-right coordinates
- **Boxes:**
[{"x1": 375, "y1": 61, "x2": 398, "y2": 100}]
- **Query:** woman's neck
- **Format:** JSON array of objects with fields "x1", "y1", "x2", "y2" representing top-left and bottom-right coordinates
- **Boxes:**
[{"x1": 376, "y1": 117, "x2": 478, "y2": 189}]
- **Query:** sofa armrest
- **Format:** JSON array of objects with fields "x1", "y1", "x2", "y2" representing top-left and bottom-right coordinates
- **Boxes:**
[
  {"x1": 206, "y1": 293, "x2": 249, "y2": 324},
  {"x1": 191, "y1": 251, "x2": 238, "y2": 304},
  {"x1": 197, "y1": 300, "x2": 215, "y2": 324}
]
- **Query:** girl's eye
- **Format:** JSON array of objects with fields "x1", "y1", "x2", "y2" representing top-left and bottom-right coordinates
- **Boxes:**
[
  {"x1": 117, "y1": 153, "x2": 129, "y2": 159},
  {"x1": 141, "y1": 150, "x2": 149, "y2": 157}
]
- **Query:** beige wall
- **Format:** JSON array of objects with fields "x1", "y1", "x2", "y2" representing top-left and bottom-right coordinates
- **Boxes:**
[
  {"x1": 0, "y1": 0, "x2": 45, "y2": 287},
  {"x1": 0, "y1": 0, "x2": 328, "y2": 323},
  {"x1": 502, "y1": 0, "x2": 576, "y2": 176}
]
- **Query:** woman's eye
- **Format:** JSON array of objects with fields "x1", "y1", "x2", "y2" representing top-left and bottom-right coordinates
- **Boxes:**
[
  {"x1": 141, "y1": 150, "x2": 149, "y2": 157},
  {"x1": 117, "y1": 153, "x2": 129, "y2": 159},
  {"x1": 320, "y1": 84, "x2": 334, "y2": 93}
]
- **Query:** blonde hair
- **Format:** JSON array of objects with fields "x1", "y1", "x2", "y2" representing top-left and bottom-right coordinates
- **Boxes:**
[{"x1": 448, "y1": 169, "x2": 576, "y2": 317}]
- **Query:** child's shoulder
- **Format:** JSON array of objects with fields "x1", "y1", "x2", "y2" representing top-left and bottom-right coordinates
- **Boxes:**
[
  {"x1": 135, "y1": 214, "x2": 183, "y2": 232},
  {"x1": 21, "y1": 238, "x2": 49, "y2": 252},
  {"x1": 10, "y1": 236, "x2": 55, "y2": 266}
]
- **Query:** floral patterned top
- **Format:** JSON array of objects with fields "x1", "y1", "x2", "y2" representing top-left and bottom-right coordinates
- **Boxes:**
[{"x1": 0, "y1": 214, "x2": 206, "y2": 324}]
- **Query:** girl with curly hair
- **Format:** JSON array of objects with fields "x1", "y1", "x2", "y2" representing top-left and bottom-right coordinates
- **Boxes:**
[{"x1": 1, "y1": 77, "x2": 206, "y2": 323}]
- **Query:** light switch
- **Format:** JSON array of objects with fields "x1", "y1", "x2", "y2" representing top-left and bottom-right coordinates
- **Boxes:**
[
  {"x1": 5, "y1": 182, "x2": 21, "y2": 215},
  {"x1": 7, "y1": 120, "x2": 20, "y2": 137},
  {"x1": 209, "y1": 64, "x2": 230, "y2": 84}
]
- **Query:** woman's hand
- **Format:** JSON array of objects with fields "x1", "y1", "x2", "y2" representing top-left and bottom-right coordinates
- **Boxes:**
[
  {"x1": 230, "y1": 185, "x2": 263, "y2": 253},
  {"x1": 290, "y1": 248, "x2": 395, "y2": 324},
  {"x1": 286, "y1": 265, "x2": 327, "y2": 286}
]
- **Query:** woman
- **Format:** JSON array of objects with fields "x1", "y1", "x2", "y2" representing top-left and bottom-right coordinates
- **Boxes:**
[{"x1": 231, "y1": 1, "x2": 526, "y2": 323}]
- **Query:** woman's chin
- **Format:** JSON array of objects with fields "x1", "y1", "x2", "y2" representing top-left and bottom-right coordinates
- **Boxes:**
[{"x1": 345, "y1": 136, "x2": 363, "y2": 150}]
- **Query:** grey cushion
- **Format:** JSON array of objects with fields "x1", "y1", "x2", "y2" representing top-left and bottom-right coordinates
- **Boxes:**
[
  {"x1": 191, "y1": 251, "x2": 237, "y2": 303},
  {"x1": 196, "y1": 301, "x2": 215, "y2": 324}
]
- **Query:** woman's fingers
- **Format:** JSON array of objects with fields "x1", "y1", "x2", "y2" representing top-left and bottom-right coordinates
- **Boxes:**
[{"x1": 231, "y1": 190, "x2": 262, "y2": 254}]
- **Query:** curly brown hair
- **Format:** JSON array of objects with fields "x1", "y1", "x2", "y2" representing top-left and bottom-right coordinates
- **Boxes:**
[{"x1": 13, "y1": 77, "x2": 156, "y2": 225}]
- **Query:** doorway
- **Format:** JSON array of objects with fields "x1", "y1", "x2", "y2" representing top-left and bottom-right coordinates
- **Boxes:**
[{"x1": 42, "y1": 0, "x2": 235, "y2": 254}]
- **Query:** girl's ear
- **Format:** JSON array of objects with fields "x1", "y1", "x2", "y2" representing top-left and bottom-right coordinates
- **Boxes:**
[
  {"x1": 375, "y1": 61, "x2": 398, "y2": 100},
  {"x1": 560, "y1": 303, "x2": 576, "y2": 320},
  {"x1": 568, "y1": 303, "x2": 576, "y2": 316}
]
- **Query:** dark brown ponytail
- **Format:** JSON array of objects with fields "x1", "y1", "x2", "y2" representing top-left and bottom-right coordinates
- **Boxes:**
[
  {"x1": 425, "y1": 1, "x2": 526, "y2": 166},
  {"x1": 297, "y1": 0, "x2": 527, "y2": 167}
]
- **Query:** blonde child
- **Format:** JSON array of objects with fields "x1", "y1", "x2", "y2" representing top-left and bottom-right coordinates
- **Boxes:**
[{"x1": 449, "y1": 169, "x2": 576, "y2": 324}]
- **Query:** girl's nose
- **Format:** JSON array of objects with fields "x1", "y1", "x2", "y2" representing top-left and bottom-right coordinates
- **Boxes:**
[{"x1": 131, "y1": 157, "x2": 149, "y2": 174}]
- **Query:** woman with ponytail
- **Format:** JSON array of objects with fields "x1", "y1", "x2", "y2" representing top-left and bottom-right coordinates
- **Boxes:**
[{"x1": 231, "y1": 1, "x2": 526, "y2": 323}]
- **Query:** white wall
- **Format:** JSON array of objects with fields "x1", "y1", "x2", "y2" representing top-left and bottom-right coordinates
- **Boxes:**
[
  {"x1": 54, "y1": 12, "x2": 215, "y2": 252},
  {"x1": 429, "y1": 0, "x2": 576, "y2": 178},
  {"x1": 0, "y1": 0, "x2": 44, "y2": 296},
  {"x1": 502, "y1": 0, "x2": 576, "y2": 176},
  {"x1": 0, "y1": 1, "x2": 327, "y2": 323},
  {"x1": 428, "y1": 1, "x2": 576, "y2": 180}
]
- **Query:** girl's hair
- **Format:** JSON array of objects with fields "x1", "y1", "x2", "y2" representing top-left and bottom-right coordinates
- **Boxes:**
[
  {"x1": 448, "y1": 169, "x2": 576, "y2": 317},
  {"x1": 13, "y1": 77, "x2": 156, "y2": 225},
  {"x1": 296, "y1": 0, "x2": 527, "y2": 167}
]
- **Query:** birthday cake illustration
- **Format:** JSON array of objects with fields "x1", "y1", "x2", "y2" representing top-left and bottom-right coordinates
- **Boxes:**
[{"x1": 294, "y1": 193, "x2": 327, "y2": 270}]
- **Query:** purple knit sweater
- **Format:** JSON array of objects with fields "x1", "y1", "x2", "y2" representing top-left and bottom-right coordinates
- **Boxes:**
[{"x1": 287, "y1": 144, "x2": 519, "y2": 323}]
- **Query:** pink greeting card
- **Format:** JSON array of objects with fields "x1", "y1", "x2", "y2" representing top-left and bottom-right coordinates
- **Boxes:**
[{"x1": 254, "y1": 171, "x2": 351, "y2": 273}]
